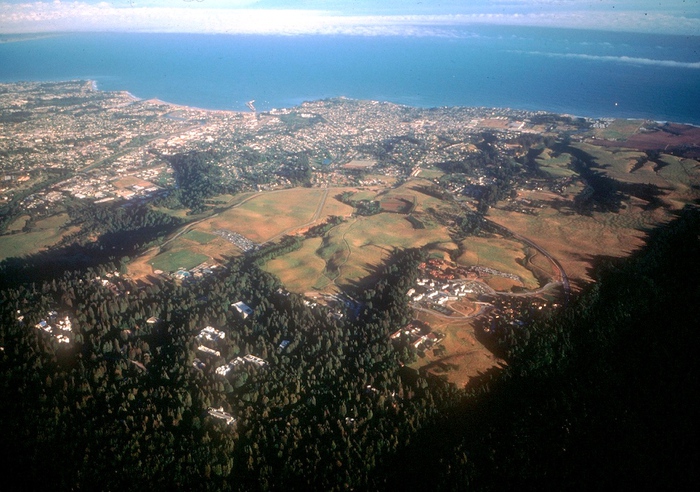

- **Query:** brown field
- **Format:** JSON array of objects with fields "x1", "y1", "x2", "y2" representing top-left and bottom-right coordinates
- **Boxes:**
[
  {"x1": 112, "y1": 176, "x2": 155, "y2": 189},
  {"x1": 203, "y1": 188, "x2": 325, "y2": 242},
  {"x1": 264, "y1": 237, "x2": 330, "y2": 293},
  {"x1": 457, "y1": 236, "x2": 540, "y2": 290},
  {"x1": 379, "y1": 195, "x2": 414, "y2": 213},
  {"x1": 410, "y1": 310, "x2": 503, "y2": 388},
  {"x1": 488, "y1": 200, "x2": 664, "y2": 288},
  {"x1": 480, "y1": 118, "x2": 510, "y2": 129},
  {"x1": 127, "y1": 252, "x2": 159, "y2": 279},
  {"x1": 342, "y1": 159, "x2": 376, "y2": 169},
  {"x1": 318, "y1": 192, "x2": 355, "y2": 218},
  {"x1": 593, "y1": 122, "x2": 700, "y2": 151}
]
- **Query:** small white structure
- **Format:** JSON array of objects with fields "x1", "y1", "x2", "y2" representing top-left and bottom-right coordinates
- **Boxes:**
[
  {"x1": 207, "y1": 406, "x2": 236, "y2": 425},
  {"x1": 197, "y1": 345, "x2": 221, "y2": 357},
  {"x1": 243, "y1": 354, "x2": 267, "y2": 367},
  {"x1": 198, "y1": 326, "x2": 225, "y2": 342},
  {"x1": 232, "y1": 301, "x2": 253, "y2": 319}
]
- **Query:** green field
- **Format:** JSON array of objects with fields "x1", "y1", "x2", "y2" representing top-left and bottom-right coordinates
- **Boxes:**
[
  {"x1": 457, "y1": 236, "x2": 540, "y2": 289},
  {"x1": 264, "y1": 237, "x2": 330, "y2": 293},
  {"x1": 255, "y1": 180, "x2": 462, "y2": 292},
  {"x1": 0, "y1": 213, "x2": 75, "y2": 260},
  {"x1": 536, "y1": 150, "x2": 576, "y2": 178},
  {"x1": 571, "y1": 142, "x2": 663, "y2": 185},
  {"x1": 324, "y1": 212, "x2": 454, "y2": 288},
  {"x1": 149, "y1": 250, "x2": 209, "y2": 272},
  {"x1": 417, "y1": 168, "x2": 445, "y2": 179},
  {"x1": 658, "y1": 155, "x2": 698, "y2": 187},
  {"x1": 6, "y1": 214, "x2": 30, "y2": 233},
  {"x1": 592, "y1": 119, "x2": 645, "y2": 140},
  {"x1": 183, "y1": 230, "x2": 217, "y2": 244}
]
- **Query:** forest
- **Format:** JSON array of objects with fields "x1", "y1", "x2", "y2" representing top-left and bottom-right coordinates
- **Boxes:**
[{"x1": 1, "y1": 202, "x2": 698, "y2": 490}]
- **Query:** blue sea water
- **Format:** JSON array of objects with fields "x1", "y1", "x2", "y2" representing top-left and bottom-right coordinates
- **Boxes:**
[{"x1": 1, "y1": 28, "x2": 700, "y2": 124}]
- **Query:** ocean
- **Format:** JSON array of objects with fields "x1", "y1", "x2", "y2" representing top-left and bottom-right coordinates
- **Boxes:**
[{"x1": 1, "y1": 28, "x2": 700, "y2": 124}]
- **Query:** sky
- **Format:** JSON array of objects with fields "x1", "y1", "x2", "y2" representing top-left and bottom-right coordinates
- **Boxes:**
[{"x1": 1, "y1": 0, "x2": 699, "y2": 36}]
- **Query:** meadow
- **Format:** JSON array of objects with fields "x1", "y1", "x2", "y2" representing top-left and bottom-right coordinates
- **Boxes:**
[
  {"x1": 0, "y1": 213, "x2": 78, "y2": 260},
  {"x1": 457, "y1": 236, "x2": 540, "y2": 290},
  {"x1": 203, "y1": 188, "x2": 327, "y2": 242}
]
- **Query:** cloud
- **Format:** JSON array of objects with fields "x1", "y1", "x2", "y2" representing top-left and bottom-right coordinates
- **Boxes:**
[
  {"x1": 515, "y1": 50, "x2": 700, "y2": 69},
  {"x1": 1, "y1": 2, "x2": 699, "y2": 36}
]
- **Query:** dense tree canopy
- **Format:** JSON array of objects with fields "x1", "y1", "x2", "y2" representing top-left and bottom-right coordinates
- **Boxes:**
[{"x1": 1, "y1": 198, "x2": 698, "y2": 490}]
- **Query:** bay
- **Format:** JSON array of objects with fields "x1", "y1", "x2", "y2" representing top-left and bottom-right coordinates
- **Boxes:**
[{"x1": 1, "y1": 28, "x2": 699, "y2": 123}]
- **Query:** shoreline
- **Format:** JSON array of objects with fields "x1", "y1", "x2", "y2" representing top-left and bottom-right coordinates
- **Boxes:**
[
  {"x1": 45, "y1": 78, "x2": 700, "y2": 128},
  {"x1": 89, "y1": 79, "x2": 250, "y2": 115}
]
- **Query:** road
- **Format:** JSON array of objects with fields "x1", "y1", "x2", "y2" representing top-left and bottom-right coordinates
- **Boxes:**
[{"x1": 484, "y1": 218, "x2": 571, "y2": 304}]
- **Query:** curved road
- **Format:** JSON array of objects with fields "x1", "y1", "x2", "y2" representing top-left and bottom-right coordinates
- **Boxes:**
[{"x1": 484, "y1": 218, "x2": 571, "y2": 304}]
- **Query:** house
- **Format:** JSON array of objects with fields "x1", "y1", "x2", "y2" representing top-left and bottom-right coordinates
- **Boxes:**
[
  {"x1": 207, "y1": 407, "x2": 236, "y2": 425},
  {"x1": 243, "y1": 354, "x2": 267, "y2": 367},
  {"x1": 197, "y1": 345, "x2": 220, "y2": 357},
  {"x1": 198, "y1": 326, "x2": 225, "y2": 342},
  {"x1": 232, "y1": 301, "x2": 253, "y2": 319}
]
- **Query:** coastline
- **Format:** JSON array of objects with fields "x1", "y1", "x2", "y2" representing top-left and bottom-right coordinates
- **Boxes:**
[
  {"x1": 88, "y1": 79, "x2": 249, "y2": 115},
  {"x1": 64, "y1": 79, "x2": 700, "y2": 128}
]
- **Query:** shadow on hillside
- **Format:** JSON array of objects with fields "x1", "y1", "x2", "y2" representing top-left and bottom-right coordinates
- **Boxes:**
[{"x1": 0, "y1": 223, "x2": 180, "y2": 289}]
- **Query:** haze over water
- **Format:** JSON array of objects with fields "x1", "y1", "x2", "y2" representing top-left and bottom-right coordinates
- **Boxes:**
[{"x1": 2, "y1": 28, "x2": 699, "y2": 124}]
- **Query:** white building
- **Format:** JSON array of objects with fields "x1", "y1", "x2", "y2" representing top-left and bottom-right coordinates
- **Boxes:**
[{"x1": 232, "y1": 301, "x2": 253, "y2": 319}]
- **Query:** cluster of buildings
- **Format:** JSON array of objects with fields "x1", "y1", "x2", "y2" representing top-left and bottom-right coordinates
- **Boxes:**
[
  {"x1": 30, "y1": 310, "x2": 73, "y2": 344},
  {"x1": 168, "y1": 262, "x2": 222, "y2": 283},
  {"x1": 390, "y1": 321, "x2": 445, "y2": 352},
  {"x1": 215, "y1": 354, "x2": 268, "y2": 377},
  {"x1": 1, "y1": 80, "x2": 601, "y2": 229},
  {"x1": 408, "y1": 262, "x2": 492, "y2": 307},
  {"x1": 214, "y1": 229, "x2": 259, "y2": 253}
]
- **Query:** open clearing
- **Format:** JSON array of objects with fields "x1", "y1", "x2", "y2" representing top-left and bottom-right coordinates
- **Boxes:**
[
  {"x1": 112, "y1": 176, "x2": 155, "y2": 189},
  {"x1": 149, "y1": 249, "x2": 209, "y2": 273},
  {"x1": 319, "y1": 212, "x2": 455, "y2": 290},
  {"x1": 6, "y1": 214, "x2": 30, "y2": 233},
  {"x1": 203, "y1": 188, "x2": 325, "y2": 242},
  {"x1": 342, "y1": 159, "x2": 376, "y2": 169},
  {"x1": 536, "y1": 149, "x2": 576, "y2": 178},
  {"x1": 183, "y1": 230, "x2": 216, "y2": 244},
  {"x1": 410, "y1": 310, "x2": 503, "y2": 388},
  {"x1": 488, "y1": 199, "x2": 662, "y2": 287},
  {"x1": 572, "y1": 142, "x2": 667, "y2": 187},
  {"x1": 0, "y1": 214, "x2": 78, "y2": 260},
  {"x1": 591, "y1": 119, "x2": 645, "y2": 140},
  {"x1": 264, "y1": 237, "x2": 329, "y2": 293},
  {"x1": 457, "y1": 236, "x2": 540, "y2": 290}
]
